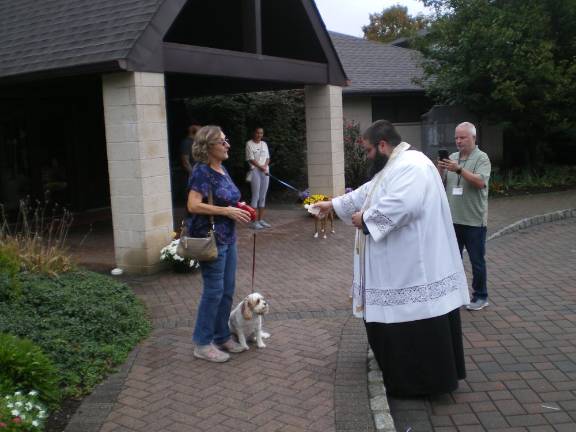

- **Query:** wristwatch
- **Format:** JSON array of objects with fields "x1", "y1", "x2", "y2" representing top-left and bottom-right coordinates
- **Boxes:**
[{"x1": 456, "y1": 167, "x2": 463, "y2": 175}]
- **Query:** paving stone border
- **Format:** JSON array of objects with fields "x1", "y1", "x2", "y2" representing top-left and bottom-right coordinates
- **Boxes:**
[
  {"x1": 487, "y1": 208, "x2": 576, "y2": 241},
  {"x1": 64, "y1": 348, "x2": 140, "y2": 432},
  {"x1": 367, "y1": 349, "x2": 396, "y2": 432},
  {"x1": 368, "y1": 207, "x2": 576, "y2": 432},
  {"x1": 335, "y1": 317, "x2": 377, "y2": 432}
]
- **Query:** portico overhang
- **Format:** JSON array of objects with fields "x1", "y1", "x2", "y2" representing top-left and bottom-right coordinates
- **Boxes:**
[{"x1": 0, "y1": 0, "x2": 348, "y2": 273}]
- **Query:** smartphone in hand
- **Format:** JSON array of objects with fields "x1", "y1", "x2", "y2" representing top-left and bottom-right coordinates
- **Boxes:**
[{"x1": 438, "y1": 148, "x2": 449, "y2": 161}]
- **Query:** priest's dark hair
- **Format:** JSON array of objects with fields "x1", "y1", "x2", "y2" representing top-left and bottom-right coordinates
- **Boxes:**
[{"x1": 362, "y1": 120, "x2": 402, "y2": 147}]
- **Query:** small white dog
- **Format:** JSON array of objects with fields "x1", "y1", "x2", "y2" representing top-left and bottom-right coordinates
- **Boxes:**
[{"x1": 229, "y1": 293, "x2": 270, "y2": 350}]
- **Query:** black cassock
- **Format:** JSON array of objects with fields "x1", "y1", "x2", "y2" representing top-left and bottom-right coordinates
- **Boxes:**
[{"x1": 365, "y1": 308, "x2": 466, "y2": 397}]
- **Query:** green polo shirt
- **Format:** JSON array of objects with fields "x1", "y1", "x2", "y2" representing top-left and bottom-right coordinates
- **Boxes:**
[{"x1": 445, "y1": 147, "x2": 491, "y2": 227}]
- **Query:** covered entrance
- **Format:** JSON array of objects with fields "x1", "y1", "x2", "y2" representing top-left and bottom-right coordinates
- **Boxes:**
[{"x1": 0, "y1": 0, "x2": 348, "y2": 273}]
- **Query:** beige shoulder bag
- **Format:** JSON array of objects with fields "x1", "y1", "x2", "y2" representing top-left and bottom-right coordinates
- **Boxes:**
[{"x1": 177, "y1": 190, "x2": 218, "y2": 262}]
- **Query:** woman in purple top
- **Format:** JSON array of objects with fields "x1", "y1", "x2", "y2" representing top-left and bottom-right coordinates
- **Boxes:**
[{"x1": 187, "y1": 125, "x2": 252, "y2": 363}]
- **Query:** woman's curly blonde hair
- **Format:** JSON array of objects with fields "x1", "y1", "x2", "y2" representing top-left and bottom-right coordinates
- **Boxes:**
[{"x1": 192, "y1": 125, "x2": 223, "y2": 163}]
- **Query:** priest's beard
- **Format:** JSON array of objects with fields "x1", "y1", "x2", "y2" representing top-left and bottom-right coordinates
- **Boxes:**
[{"x1": 367, "y1": 150, "x2": 389, "y2": 179}]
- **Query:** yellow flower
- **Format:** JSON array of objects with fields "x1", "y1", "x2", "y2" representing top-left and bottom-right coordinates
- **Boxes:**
[{"x1": 302, "y1": 194, "x2": 330, "y2": 207}]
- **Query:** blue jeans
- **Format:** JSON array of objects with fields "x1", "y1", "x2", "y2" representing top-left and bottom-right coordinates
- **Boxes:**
[
  {"x1": 454, "y1": 224, "x2": 488, "y2": 300},
  {"x1": 193, "y1": 242, "x2": 237, "y2": 346}
]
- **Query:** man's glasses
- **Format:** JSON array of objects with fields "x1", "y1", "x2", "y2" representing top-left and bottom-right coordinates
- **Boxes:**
[{"x1": 214, "y1": 138, "x2": 230, "y2": 146}]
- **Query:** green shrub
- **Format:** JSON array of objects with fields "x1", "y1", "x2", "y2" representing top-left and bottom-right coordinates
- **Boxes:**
[
  {"x1": 490, "y1": 165, "x2": 576, "y2": 195},
  {"x1": 343, "y1": 119, "x2": 368, "y2": 189},
  {"x1": 0, "y1": 334, "x2": 60, "y2": 406},
  {"x1": 186, "y1": 90, "x2": 307, "y2": 197},
  {"x1": 0, "y1": 271, "x2": 150, "y2": 398},
  {"x1": 0, "y1": 245, "x2": 21, "y2": 301}
]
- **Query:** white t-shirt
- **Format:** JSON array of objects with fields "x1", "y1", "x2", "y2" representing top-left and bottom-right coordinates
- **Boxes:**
[{"x1": 245, "y1": 140, "x2": 270, "y2": 168}]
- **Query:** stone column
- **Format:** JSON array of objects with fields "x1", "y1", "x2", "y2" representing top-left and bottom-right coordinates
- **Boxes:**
[
  {"x1": 102, "y1": 72, "x2": 173, "y2": 274},
  {"x1": 305, "y1": 85, "x2": 345, "y2": 197}
]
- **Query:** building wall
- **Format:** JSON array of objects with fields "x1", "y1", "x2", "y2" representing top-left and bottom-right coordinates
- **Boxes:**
[
  {"x1": 394, "y1": 122, "x2": 422, "y2": 150},
  {"x1": 343, "y1": 94, "x2": 427, "y2": 150},
  {"x1": 342, "y1": 95, "x2": 372, "y2": 133},
  {"x1": 480, "y1": 124, "x2": 503, "y2": 166}
]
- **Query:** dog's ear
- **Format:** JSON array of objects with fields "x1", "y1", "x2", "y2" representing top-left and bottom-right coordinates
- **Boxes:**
[{"x1": 242, "y1": 299, "x2": 253, "y2": 320}]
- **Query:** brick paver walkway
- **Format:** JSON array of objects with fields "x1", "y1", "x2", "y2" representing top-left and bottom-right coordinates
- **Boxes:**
[
  {"x1": 68, "y1": 210, "x2": 376, "y2": 432},
  {"x1": 65, "y1": 190, "x2": 576, "y2": 432},
  {"x1": 392, "y1": 219, "x2": 576, "y2": 432}
]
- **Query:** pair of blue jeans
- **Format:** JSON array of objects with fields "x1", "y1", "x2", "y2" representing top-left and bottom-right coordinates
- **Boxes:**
[
  {"x1": 454, "y1": 224, "x2": 488, "y2": 300},
  {"x1": 192, "y1": 242, "x2": 237, "y2": 346}
]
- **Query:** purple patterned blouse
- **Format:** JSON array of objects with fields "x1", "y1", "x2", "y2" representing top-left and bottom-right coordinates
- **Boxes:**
[{"x1": 186, "y1": 163, "x2": 241, "y2": 245}]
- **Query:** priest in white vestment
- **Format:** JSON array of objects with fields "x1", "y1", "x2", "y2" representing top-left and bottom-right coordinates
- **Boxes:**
[{"x1": 315, "y1": 120, "x2": 469, "y2": 397}]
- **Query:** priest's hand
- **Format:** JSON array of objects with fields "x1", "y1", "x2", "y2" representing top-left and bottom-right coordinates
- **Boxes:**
[
  {"x1": 351, "y1": 211, "x2": 364, "y2": 229},
  {"x1": 313, "y1": 200, "x2": 333, "y2": 218}
]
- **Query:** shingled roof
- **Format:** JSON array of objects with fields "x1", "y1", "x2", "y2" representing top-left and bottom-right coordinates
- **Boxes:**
[
  {"x1": 0, "y1": 0, "x2": 347, "y2": 86},
  {"x1": 329, "y1": 31, "x2": 425, "y2": 95},
  {"x1": 0, "y1": 0, "x2": 172, "y2": 80}
]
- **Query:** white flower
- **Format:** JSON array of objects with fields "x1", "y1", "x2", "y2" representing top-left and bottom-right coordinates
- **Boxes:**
[
  {"x1": 15, "y1": 401, "x2": 23, "y2": 407},
  {"x1": 11, "y1": 409, "x2": 20, "y2": 416},
  {"x1": 14, "y1": 391, "x2": 21, "y2": 396},
  {"x1": 20, "y1": 414, "x2": 26, "y2": 420},
  {"x1": 39, "y1": 410, "x2": 46, "y2": 418},
  {"x1": 28, "y1": 390, "x2": 38, "y2": 396},
  {"x1": 7, "y1": 403, "x2": 14, "y2": 408},
  {"x1": 159, "y1": 239, "x2": 195, "y2": 268},
  {"x1": 25, "y1": 402, "x2": 33, "y2": 410},
  {"x1": 32, "y1": 420, "x2": 39, "y2": 427}
]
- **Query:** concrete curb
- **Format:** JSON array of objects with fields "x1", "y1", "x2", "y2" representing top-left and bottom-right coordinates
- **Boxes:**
[
  {"x1": 335, "y1": 317, "x2": 377, "y2": 432},
  {"x1": 367, "y1": 349, "x2": 396, "y2": 432},
  {"x1": 368, "y1": 207, "x2": 576, "y2": 432},
  {"x1": 488, "y1": 208, "x2": 576, "y2": 241}
]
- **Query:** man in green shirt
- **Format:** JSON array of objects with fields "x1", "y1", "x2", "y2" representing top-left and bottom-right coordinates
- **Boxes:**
[{"x1": 438, "y1": 122, "x2": 491, "y2": 311}]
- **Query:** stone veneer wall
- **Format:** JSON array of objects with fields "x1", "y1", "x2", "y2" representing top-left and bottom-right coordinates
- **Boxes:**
[
  {"x1": 102, "y1": 72, "x2": 173, "y2": 274},
  {"x1": 305, "y1": 85, "x2": 346, "y2": 198}
]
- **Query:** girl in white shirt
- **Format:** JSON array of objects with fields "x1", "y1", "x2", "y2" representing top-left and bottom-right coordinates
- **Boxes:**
[{"x1": 245, "y1": 127, "x2": 271, "y2": 229}]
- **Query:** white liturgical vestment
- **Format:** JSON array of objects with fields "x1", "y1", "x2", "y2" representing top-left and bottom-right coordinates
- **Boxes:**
[{"x1": 332, "y1": 143, "x2": 469, "y2": 324}]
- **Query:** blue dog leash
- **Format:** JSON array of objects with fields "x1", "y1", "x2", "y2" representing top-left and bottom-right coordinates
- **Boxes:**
[{"x1": 267, "y1": 173, "x2": 301, "y2": 193}]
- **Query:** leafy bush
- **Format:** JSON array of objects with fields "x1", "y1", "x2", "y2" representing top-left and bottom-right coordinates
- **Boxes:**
[
  {"x1": 0, "y1": 334, "x2": 60, "y2": 406},
  {"x1": 186, "y1": 94, "x2": 375, "y2": 200},
  {"x1": 490, "y1": 165, "x2": 576, "y2": 196},
  {"x1": 186, "y1": 90, "x2": 307, "y2": 199},
  {"x1": 343, "y1": 119, "x2": 368, "y2": 189},
  {"x1": 0, "y1": 390, "x2": 48, "y2": 431},
  {"x1": 0, "y1": 271, "x2": 150, "y2": 398},
  {"x1": 0, "y1": 201, "x2": 73, "y2": 276}
]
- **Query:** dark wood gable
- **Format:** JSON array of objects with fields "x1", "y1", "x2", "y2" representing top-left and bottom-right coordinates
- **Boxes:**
[
  {"x1": 159, "y1": 0, "x2": 346, "y2": 86},
  {"x1": 0, "y1": 0, "x2": 346, "y2": 86}
]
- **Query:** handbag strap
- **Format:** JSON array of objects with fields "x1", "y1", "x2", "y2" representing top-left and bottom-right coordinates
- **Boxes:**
[{"x1": 208, "y1": 189, "x2": 215, "y2": 232}]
